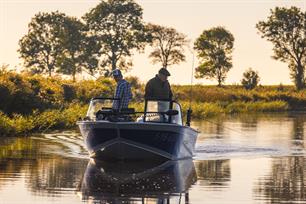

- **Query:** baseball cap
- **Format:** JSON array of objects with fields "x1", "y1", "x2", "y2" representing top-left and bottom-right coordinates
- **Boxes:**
[
  {"x1": 158, "y1": 68, "x2": 171, "y2": 76},
  {"x1": 112, "y1": 69, "x2": 122, "y2": 77}
]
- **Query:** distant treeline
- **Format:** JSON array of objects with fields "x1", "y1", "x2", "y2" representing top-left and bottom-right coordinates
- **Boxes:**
[{"x1": 15, "y1": 0, "x2": 305, "y2": 90}]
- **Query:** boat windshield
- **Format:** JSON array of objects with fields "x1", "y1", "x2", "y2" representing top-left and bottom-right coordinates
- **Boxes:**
[
  {"x1": 86, "y1": 98, "x2": 115, "y2": 120},
  {"x1": 144, "y1": 100, "x2": 183, "y2": 125},
  {"x1": 85, "y1": 98, "x2": 183, "y2": 125}
]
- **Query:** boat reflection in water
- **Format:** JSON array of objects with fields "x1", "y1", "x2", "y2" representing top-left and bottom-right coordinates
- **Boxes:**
[{"x1": 78, "y1": 159, "x2": 197, "y2": 203}]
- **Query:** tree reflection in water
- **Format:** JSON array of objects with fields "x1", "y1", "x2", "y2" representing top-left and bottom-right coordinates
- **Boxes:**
[
  {"x1": 1, "y1": 112, "x2": 306, "y2": 203},
  {"x1": 195, "y1": 160, "x2": 230, "y2": 186},
  {"x1": 0, "y1": 136, "x2": 88, "y2": 195},
  {"x1": 255, "y1": 156, "x2": 306, "y2": 203},
  {"x1": 254, "y1": 114, "x2": 306, "y2": 203}
]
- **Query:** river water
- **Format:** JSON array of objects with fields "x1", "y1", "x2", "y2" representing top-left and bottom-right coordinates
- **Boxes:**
[{"x1": 0, "y1": 112, "x2": 306, "y2": 204}]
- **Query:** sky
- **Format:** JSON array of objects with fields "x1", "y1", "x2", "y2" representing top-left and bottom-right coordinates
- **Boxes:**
[{"x1": 0, "y1": 0, "x2": 305, "y2": 85}]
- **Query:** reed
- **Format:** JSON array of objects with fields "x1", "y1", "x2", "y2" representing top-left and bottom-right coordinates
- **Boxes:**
[{"x1": 0, "y1": 104, "x2": 88, "y2": 137}]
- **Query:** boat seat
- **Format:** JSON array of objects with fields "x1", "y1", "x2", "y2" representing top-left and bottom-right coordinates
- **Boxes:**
[
  {"x1": 120, "y1": 108, "x2": 135, "y2": 114},
  {"x1": 96, "y1": 108, "x2": 135, "y2": 122}
]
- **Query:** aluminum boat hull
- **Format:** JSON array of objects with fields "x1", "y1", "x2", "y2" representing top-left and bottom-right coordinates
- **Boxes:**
[{"x1": 77, "y1": 121, "x2": 198, "y2": 160}]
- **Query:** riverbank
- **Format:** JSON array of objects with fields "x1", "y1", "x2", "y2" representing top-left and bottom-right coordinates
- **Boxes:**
[
  {"x1": 0, "y1": 71, "x2": 305, "y2": 136},
  {"x1": 0, "y1": 103, "x2": 87, "y2": 137},
  {"x1": 0, "y1": 100, "x2": 289, "y2": 137}
]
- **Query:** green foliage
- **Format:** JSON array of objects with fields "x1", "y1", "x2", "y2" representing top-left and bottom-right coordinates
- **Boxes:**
[
  {"x1": 256, "y1": 7, "x2": 306, "y2": 90},
  {"x1": 172, "y1": 85, "x2": 306, "y2": 110},
  {"x1": 2, "y1": 71, "x2": 306, "y2": 136},
  {"x1": 74, "y1": 79, "x2": 114, "y2": 103},
  {"x1": 241, "y1": 68, "x2": 260, "y2": 90},
  {"x1": 146, "y1": 23, "x2": 188, "y2": 68},
  {"x1": 18, "y1": 11, "x2": 98, "y2": 80},
  {"x1": 194, "y1": 27, "x2": 235, "y2": 86},
  {"x1": 83, "y1": 0, "x2": 147, "y2": 74},
  {"x1": 0, "y1": 104, "x2": 88, "y2": 137},
  {"x1": 0, "y1": 112, "x2": 14, "y2": 136},
  {"x1": 56, "y1": 16, "x2": 99, "y2": 81},
  {"x1": 224, "y1": 101, "x2": 288, "y2": 113},
  {"x1": 0, "y1": 71, "x2": 114, "y2": 115},
  {"x1": 181, "y1": 102, "x2": 223, "y2": 118},
  {"x1": 125, "y1": 76, "x2": 143, "y2": 101},
  {"x1": 18, "y1": 11, "x2": 67, "y2": 76},
  {"x1": 180, "y1": 101, "x2": 288, "y2": 119}
]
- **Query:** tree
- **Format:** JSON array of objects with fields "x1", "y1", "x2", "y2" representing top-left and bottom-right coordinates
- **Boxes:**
[
  {"x1": 241, "y1": 68, "x2": 260, "y2": 90},
  {"x1": 256, "y1": 7, "x2": 306, "y2": 90},
  {"x1": 194, "y1": 27, "x2": 234, "y2": 86},
  {"x1": 56, "y1": 16, "x2": 99, "y2": 81},
  {"x1": 18, "y1": 11, "x2": 66, "y2": 77},
  {"x1": 83, "y1": 0, "x2": 147, "y2": 76},
  {"x1": 146, "y1": 23, "x2": 188, "y2": 69}
]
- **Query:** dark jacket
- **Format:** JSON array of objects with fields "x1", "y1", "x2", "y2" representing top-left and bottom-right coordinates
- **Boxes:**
[{"x1": 144, "y1": 75, "x2": 173, "y2": 100}]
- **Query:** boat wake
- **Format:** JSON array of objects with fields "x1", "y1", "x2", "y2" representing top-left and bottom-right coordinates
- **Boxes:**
[
  {"x1": 32, "y1": 131, "x2": 89, "y2": 159},
  {"x1": 194, "y1": 139, "x2": 306, "y2": 160}
]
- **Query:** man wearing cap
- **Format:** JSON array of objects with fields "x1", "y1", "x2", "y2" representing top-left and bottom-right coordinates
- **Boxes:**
[
  {"x1": 111, "y1": 69, "x2": 132, "y2": 110},
  {"x1": 144, "y1": 68, "x2": 173, "y2": 100}
]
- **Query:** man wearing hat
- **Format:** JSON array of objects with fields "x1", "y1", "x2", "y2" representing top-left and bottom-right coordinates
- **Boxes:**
[
  {"x1": 144, "y1": 67, "x2": 173, "y2": 100},
  {"x1": 111, "y1": 69, "x2": 132, "y2": 110}
]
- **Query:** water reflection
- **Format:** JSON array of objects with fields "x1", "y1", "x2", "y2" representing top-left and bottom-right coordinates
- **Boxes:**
[
  {"x1": 0, "y1": 113, "x2": 306, "y2": 203},
  {"x1": 195, "y1": 160, "x2": 230, "y2": 185},
  {"x1": 79, "y1": 159, "x2": 197, "y2": 204},
  {"x1": 255, "y1": 156, "x2": 306, "y2": 203},
  {"x1": 0, "y1": 136, "x2": 88, "y2": 198}
]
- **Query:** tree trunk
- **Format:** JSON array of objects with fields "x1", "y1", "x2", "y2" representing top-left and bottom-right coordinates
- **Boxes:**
[
  {"x1": 72, "y1": 55, "x2": 76, "y2": 82},
  {"x1": 111, "y1": 53, "x2": 117, "y2": 72},
  {"x1": 217, "y1": 68, "x2": 222, "y2": 87},
  {"x1": 295, "y1": 62, "x2": 304, "y2": 90},
  {"x1": 48, "y1": 65, "x2": 52, "y2": 77}
]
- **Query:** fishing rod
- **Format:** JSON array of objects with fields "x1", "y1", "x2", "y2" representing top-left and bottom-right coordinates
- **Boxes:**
[
  {"x1": 81, "y1": 67, "x2": 98, "y2": 79},
  {"x1": 201, "y1": 116, "x2": 249, "y2": 137},
  {"x1": 186, "y1": 47, "x2": 195, "y2": 127},
  {"x1": 184, "y1": 46, "x2": 248, "y2": 137}
]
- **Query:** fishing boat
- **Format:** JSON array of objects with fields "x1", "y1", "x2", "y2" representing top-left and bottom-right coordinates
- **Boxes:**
[
  {"x1": 78, "y1": 158, "x2": 197, "y2": 202},
  {"x1": 77, "y1": 97, "x2": 198, "y2": 160}
]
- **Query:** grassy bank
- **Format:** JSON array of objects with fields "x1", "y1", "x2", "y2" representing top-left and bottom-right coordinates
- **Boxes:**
[
  {"x1": 0, "y1": 100, "x2": 289, "y2": 137},
  {"x1": 0, "y1": 70, "x2": 305, "y2": 136},
  {"x1": 0, "y1": 103, "x2": 87, "y2": 137}
]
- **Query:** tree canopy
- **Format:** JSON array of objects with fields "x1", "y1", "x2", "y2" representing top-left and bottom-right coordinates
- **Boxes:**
[
  {"x1": 83, "y1": 0, "x2": 147, "y2": 76},
  {"x1": 19, "y1": 12, "x2": 99, "y2": 81},
  {"x1": 241, "y1": 68, "x2": 260, "y2": 90},
  {"x1": 56, "y1": 16, "x2": 99, "y2": 81},
  {"x1": 18, "y1": 11, "x2": 66, "y2": 76},
  {"x1": 256, "y1": 6, "x2": 306, "y2": 90},
  {"x1": 146, "y1": 23, "x2": 188, "y2": 69},
  {"x1": 194, "y1": 27, "x2": 234, "y2": 86}
]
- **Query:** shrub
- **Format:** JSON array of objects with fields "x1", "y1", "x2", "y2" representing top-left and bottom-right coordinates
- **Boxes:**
[{"x1": 241, "y1": 68, "x2": 260, "y2": 90}]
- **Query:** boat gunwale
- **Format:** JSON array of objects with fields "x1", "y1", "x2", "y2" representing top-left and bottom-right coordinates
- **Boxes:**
[{"x1": 76, "y1": 120, "x2": 199, "y2": 133}]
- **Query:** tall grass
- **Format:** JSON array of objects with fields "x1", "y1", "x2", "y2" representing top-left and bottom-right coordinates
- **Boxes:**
[
  {"x1": 180, "y1": 101, "x2": 289, "y2": 119},
  {"x1": 0, "y1": 103, "x2": 87, "y2": 137}
]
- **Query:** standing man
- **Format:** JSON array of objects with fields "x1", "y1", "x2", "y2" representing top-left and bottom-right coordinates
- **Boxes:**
[
  {"x1": 112, "y1": 69, "x2": 132, "y2": 110},
  {"x1": 144, "y1": 68, "x2": 173, "y2": 100}
]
